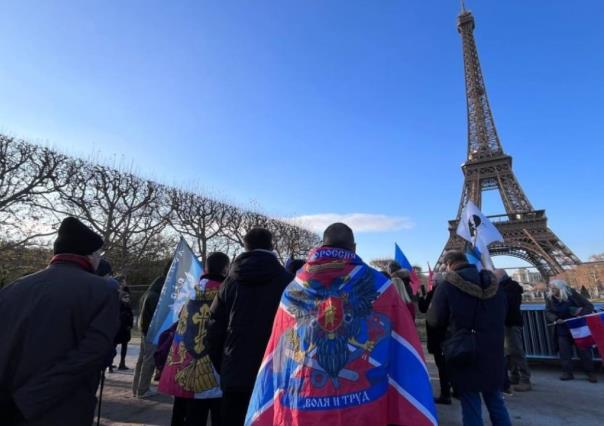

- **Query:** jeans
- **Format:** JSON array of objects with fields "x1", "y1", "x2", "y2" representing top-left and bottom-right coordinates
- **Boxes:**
[
  {"x1": 505, "y1": 326, "x2": 531, "y2": 383},
  {"x1": 558, "y1": 334, "x2": 594, "y2": 374},
  {"x1": 132, "y1": 337, "x2": 157, "y2": 396},
  {"x1": 460, "y1": 391, "x2": 512, "y2": 426}
]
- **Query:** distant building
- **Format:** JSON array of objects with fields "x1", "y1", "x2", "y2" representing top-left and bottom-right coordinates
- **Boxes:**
[
  {"x1": 512, "y1": 268, "x2": 542, "y2": 285},
  {"x1": 510, "y1": 268, "x2": 545, "y2": 301}
]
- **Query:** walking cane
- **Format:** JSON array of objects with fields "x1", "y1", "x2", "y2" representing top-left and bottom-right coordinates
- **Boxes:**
[{"x1": 97, "y1": 368, "x2": 106, "y2": 426}]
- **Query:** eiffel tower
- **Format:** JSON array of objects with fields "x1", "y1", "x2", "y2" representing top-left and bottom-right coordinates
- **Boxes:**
[{"x1": 435, "y1": 4, "x2": 581, "y2": 278}]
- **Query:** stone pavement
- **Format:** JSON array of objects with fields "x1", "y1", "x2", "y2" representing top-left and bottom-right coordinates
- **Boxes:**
[{"x1": 99, "y1": 338, "x2": 602, "y2": 425}]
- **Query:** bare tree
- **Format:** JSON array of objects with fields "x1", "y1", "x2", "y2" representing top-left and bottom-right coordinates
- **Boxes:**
[
  {"x1": 0, "y1": 136, "x2": 66, "y2": 250},
  {"x1": 0, "y1": 135, "x2": 321, "y2": 282},
  {"x1": 45, "y1": 162, "x2": 170, "y2": 272},
  {"x1": 271, "y1": 219, "x2": 320, "y2": 262},
  {"x1": 223, "y1": 208, "x2": 269, "y2": 250},
  {"x1": 167, "y1": 189, "x2": 230, "y2": 263}
]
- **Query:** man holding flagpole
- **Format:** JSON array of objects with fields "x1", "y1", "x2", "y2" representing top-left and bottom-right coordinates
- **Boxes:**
[{"x1": 545, "y1": 280, "x2": 597, "y2": 383}]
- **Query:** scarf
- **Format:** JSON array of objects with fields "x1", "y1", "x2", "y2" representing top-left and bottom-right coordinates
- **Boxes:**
[{"x1": 49, "y1": 254, "x2": 94, "y2": 273}]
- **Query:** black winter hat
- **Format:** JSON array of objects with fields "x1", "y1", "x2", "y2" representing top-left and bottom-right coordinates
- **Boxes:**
[{"x1": 53, "y1": 217, "x2": 104, "y2": 255}]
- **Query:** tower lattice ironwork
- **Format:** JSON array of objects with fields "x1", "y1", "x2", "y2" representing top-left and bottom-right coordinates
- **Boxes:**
[{"x1": 435, "y1": 6, "x2": 580, "y2": 278}]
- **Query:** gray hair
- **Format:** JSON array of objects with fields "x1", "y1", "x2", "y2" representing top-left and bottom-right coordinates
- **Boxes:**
[{"x1": 547, "y1": 279, "x2": 572, "y2": 301}]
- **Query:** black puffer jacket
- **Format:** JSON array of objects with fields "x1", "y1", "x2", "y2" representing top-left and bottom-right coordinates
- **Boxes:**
[
  {"x1": 427, "y1": 264, "x2": 507, "y2": 394},
  {"x1": 205, "y1": 250, "x2": 293, "y2": 392},
  {"x1": 418, "y1": 286, "x2": 447, "y2": 355},
  {"x1": 501, "y1": 277, "x2": 524, "y2": 327},
  {"x1": 115, "y1": 300, "x2": 134, "y2": 344}
]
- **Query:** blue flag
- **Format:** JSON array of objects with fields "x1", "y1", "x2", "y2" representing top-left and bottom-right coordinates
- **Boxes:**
[
  {"x1": 465, "y1": 246, "x2": 483, "y2": 271},
  {"x1": 394, "y1": 243, "x2": 420, "y2": 294},
  {"x1": 146, "y1": 238, "x2": 203, "y2": 345}
]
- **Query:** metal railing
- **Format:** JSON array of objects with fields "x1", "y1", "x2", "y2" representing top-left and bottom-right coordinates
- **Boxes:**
[{"x1": 521, "y1": 303, "x2": 603, "y2": 361}]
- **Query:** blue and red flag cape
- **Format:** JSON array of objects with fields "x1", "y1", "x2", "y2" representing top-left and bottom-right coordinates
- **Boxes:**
[{"x1": 246, "y1": 247, "x2": 437, "y2": 426}]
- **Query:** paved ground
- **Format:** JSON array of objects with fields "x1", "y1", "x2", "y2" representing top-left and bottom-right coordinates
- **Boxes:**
[{"x1": 99, "y1": 338, "x2": 603, "y2": 425}]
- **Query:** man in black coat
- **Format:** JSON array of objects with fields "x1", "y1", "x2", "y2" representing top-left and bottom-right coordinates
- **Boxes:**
[
  {"x1": 205, "y1": 228, "x2": 293, "y2": 426},
  {"x1": 418, "y1": 277, "x2": 452, "y2": 404},
  {"x1": 0, "y1": 217, "x2": 119, "y2": 426},
  {"x1": 428, "y1": 251, "x2": 511, "y2": 426},
  {"x1": 496, "y1": 269, "x2": 532, "y2": 392}
]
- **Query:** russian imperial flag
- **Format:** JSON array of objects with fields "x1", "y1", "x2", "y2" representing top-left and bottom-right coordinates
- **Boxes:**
[
  {"x1": 566, "y1": 312, "x2": 604, "y2": 353},
  {"x1": 245, "y1": 247, "x2": 437, "y2": 426}
]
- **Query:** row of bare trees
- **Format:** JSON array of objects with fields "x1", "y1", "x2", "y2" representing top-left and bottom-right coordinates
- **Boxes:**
[
  {"x1": 554, "y1": 255, "x2": 604, "y2": 299},
  {"x1": 0, "y1": 135, "x2": 320, "y2": 285}
]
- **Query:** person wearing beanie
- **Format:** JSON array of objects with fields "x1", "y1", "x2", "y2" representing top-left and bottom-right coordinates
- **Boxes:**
[
  {"x1": 97, "y1": 259, "x2": 113, "y2": 278},
  {"x1": 54, "y1": 216, "x2": 105, "y2": 257},
  {"x1": 0, "y1": 217, "x2": 120, "y2": 426}
]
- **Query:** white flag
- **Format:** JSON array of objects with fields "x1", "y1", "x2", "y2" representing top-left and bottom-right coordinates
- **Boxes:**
[{"x1": 456, "y1": 201, "x2": 503, "y2": 270}]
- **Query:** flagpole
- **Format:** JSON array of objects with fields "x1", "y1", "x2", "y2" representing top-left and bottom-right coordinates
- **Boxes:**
[{"x1": 563, "y1": 311, "x2": 604, "y2": 321}]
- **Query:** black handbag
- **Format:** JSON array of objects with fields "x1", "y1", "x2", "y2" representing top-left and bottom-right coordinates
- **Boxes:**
[{"x1": 443, "y1": 299, "x2": 479, "y2": 367}]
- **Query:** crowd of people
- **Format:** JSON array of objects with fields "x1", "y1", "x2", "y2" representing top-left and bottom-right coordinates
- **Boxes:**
[{"x1": 0, "y1": 216, "x2": 600, "y2": 426}]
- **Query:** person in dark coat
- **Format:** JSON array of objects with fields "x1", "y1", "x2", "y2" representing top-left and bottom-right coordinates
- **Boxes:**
[
  {"x1": 496, "y1": 269, "x2": 532, "y2": 392},
  {"x1": 0, "y1": 217, "x2": 119, "y2": 426},
  {"x1": 418, "y1": 275, "x2": 452, "y2": 404},
  {"x1": 132, "y1": 262, "x2": 170, "y2": 398},
  {"x1": 205, "y1": 228, "x2": 293, "y2": 426},
  {"x1": 286, "y1": 258, "x2": 306, "y2": 275},
  {"x1": 110, "y1": 290, "x2": 134, "y2": 372},
  {"x1": 428, "y1": 251, "x2": 511, "y2": 426},
  {"x1": 545, "y1": 279, "x2": 597, "y2": 383}
]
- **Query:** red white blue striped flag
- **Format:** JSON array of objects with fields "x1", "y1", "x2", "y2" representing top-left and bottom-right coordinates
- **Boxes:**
[{"x1": 566, "y1": 312, "x2": 604, "y2": 353}]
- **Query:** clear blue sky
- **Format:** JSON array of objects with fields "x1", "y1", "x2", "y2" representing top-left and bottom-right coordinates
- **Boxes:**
[{"x1": 1, "y1": 0, "x2": 602, "y2": 267}]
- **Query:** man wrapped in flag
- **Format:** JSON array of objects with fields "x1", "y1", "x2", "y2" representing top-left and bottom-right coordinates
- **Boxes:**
[
  {"x1": 159, "y1": 252, "x2": 231, "y2": 425},
  {"x1": 245, "y1": 223, "x2": 437, "y2": 426}
]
